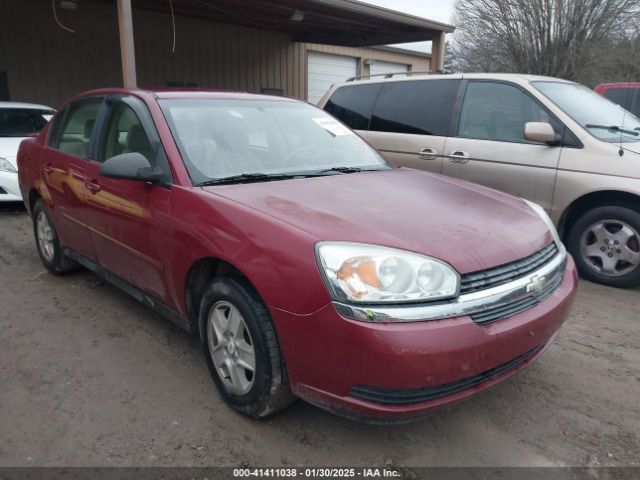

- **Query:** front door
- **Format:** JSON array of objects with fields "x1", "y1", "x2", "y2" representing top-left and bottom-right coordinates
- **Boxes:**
[
  {"x1": 441, "y1": 81, "x2": 563, "y2": 212},
  {"x1": 366, "y1": 79, "x2": 461, "y2": 175},
  {"x1": 83, "y1": 95, "x2": 174, "y2": 303},
  {"x1": 41, "y1": 97, "x2": 104, "y2": 260}
]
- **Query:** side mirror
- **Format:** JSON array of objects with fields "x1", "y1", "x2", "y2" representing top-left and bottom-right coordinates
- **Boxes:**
[
  {"x1": 524, "y1": 122, "x2": 560, "y2": 145},
  {"x1": 100, "y1": 152, "x2": 163, "y2": 184}
]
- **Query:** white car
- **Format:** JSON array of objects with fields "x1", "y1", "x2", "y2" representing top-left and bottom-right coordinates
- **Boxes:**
[{"x1": 1, "y1": 101, "x2": 55, "y2": 201}]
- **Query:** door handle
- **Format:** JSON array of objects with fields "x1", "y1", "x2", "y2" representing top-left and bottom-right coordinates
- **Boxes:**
[
  {"x1": 85, "y1": 180, "x2": 102, "y2": 193},
  {"x1": 418, "y1": 147, "x2": 438, "y2": 160},
  {"x1": 448, "y1": 151, "x2": 471, "y2": 164},
  {"x1": 44, "y1": 163, "x2": 54, "y2": 174}
]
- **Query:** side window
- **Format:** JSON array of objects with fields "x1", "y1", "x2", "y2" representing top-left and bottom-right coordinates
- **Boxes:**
[
  {"x1": 630, "y1": 90, "x2": 640, "y2": 117},
  {"x1": 99, "y1": 102, "x2": 154, "y2": 165},
  {"x1": 458, "y1": 82, "x2": 560, "y2": 143},
  {"x1": 47, "y1": 107, "x2": 67, "y2": 148},
  {"x1": 603, "y1": 88, "x2": 633, "y2": 110},
  {"x1": 370, "y1": 79, "x2": 460, "y2": 136},
  {"x1": 324, "y1": 84, "x2": 382, "y2": 130},
  {"x1": 56, "y1": 98, "x2": 102, "y2": 158}
]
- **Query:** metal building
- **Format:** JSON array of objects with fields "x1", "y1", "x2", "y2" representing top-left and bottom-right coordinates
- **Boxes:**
[{"x1": 0, "y1": 0, "x2": 454, "y2": 107}]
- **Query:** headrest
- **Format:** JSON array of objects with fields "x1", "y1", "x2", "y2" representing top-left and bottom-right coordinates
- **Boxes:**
[{"x1": 127, "y1": 124, "x2": 151, "y2": 152}]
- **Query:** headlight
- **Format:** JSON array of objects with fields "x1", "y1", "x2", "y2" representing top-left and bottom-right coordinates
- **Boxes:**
[
  {"x1": 316, "y1": 242, "x2": 460, "y2": 304},
  {"x1": 0, "y1": 157, "x2": 17, "y2": 174},
  {"x1": 524, "y1": 199, "x2": 565, "y2": 254}
]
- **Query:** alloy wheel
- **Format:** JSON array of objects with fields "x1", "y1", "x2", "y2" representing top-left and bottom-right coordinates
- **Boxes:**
[
  {"x1": 36, "y1": 211, "x2": 55, "y2": 263},
  {"x1": 580, "y1": 219, "x2": 640, "y2": 277},
  {"x1": 207, "y1": 300, "x2": 256, "y2": 395}
]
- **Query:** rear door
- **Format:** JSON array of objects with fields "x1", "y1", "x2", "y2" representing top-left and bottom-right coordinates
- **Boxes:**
[
  {"x1": 42, "y1": 96, "x2": 104, "y2": 260},
  {"x1": 366, "y1": 79, "x2": 461, "y2": 174},
  {"x1": 83, "y1": 95, "x2": 174, "y2": 303},
  {"x1": 441, "y1": 80, "x2": 563, "y2": 212}
]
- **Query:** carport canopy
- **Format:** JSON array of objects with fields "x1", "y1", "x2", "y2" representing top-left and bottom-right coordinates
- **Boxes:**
[{"x1": 113, "y1": 0, "x2": 454, "y2": 87}]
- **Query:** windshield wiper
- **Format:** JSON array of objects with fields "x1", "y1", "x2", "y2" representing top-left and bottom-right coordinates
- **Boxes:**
[
  {"x1": 196, "y1": 172, "x2": 327, "y2": 186},
  {"x1": 316, "y1": 166, "x2": 383, "y2": 174},
  {"x1": 585, "y1": 124, "x2": 639, "y2": 137}
]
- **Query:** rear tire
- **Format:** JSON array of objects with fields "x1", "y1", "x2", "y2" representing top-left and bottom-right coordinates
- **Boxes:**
[
  {"x1": 32, "y1": 199, "x2": 76, "y2": 274},
  {"x1": 200, "y1": 276, "x2": 295, "y2": 418},
  {"x1": 567, "y1": 205, "x2": 640, "y2": 288}
]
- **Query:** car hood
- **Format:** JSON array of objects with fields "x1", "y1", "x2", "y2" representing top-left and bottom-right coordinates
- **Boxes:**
[
  {"x1": 0, "y1": 137, "x2": 28, "y2": 167},
  {"x1": 203, "y1": 168, "x2": 553, "y2": 274}
]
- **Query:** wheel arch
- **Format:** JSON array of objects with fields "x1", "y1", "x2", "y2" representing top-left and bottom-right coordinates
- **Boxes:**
[
  {"x1": 28, "y1": 188, "x2": 42, "y2": 216},
  {"x1": 558, "y1": 190, "x2": 640, "y2": 241},
  {"x1": 184, "y1": 256, "x2": 265, "y2": 338}
]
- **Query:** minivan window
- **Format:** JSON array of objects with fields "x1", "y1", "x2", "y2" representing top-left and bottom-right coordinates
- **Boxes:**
[
  {"x1": 534, "y1": 81, "x2": 640, "y2": 143},
  {"x1": 324, "y1": 83, "x2": 382, "y2": 130},
  {"x1": 458, "y1": 81, "x2": 557, "y2": 143},
  {"x1": 370, "y1": 79, "x2": 459, "y2": 136}
]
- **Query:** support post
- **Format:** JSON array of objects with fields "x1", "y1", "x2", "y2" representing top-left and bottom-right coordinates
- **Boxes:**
[
  {"x1": 117, "y1": 0, "x2": 137, "y2": 88},
  {"x1": 431, "y1": 31, "x2": 446, "y2": 71}
]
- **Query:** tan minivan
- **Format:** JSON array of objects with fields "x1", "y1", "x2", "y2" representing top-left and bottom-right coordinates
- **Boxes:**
[{"x1": 318, "y1": 73, "x2": 640, "y2": 288}]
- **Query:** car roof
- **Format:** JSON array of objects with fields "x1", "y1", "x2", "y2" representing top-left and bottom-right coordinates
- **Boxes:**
[
  {"x1": 0, "y1": 101, "x2": 55, "y2": 110},
  {"x1": 595, "y1": 82, "x2": 640, "y2": 89},
  {"x1": 333, "y1": 72, "x2": 575, "y2": 87},
  {"x1": 73, "y1": 88, "x2": 299, "y2": 103}
]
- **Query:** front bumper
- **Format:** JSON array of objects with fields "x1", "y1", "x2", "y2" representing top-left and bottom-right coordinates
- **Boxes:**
[
  {"x1": 270, "y1": 255, "x2": 577, "y2": 423},
  {"x1": 0, "y1": 171, "x2": 22, "y2": 202}
]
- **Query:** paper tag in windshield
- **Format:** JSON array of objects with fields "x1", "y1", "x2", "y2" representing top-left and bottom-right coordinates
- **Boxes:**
[{"x1": 312, "y1": 117, "x2": 352, "y2": 137}]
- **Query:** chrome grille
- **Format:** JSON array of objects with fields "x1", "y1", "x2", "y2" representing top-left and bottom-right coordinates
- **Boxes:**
[{"x1": 460, "y1": 243, "x2": 558, "y2": 295}]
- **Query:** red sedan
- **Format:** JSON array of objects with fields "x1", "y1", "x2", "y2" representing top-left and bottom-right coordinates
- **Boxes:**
[{"x1": 17, "y1": 89, "x2": 576, "y2": 422}]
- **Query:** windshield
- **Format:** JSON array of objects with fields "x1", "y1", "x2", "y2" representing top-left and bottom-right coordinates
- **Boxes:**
[
  {"x1": 0, "y1": 108, "x2": 55, "y2": 137},
  {"x1": 533, "y1": 81, "x2": 640, "y2": 143},
  {"x1": 159, "y1": 99, "x2": 389, "y2": 184}
]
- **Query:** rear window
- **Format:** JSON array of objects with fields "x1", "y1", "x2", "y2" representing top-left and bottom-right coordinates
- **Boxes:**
[
  {"x1": 370, "y1": 79, "x2": 460, "y2": 136},
  {"x1": 0, "y1": 108, "x2": 55, "y2": 137},
  {"x1": 324, "y1": 84, "x2": 382, "y2": 130},
  {"x1": 603, "y1": 88, "x2": 635, "y2": 110}
]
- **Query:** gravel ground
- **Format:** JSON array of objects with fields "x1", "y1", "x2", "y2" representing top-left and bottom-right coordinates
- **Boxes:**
[{"x1": 1, "y1": 203, "x2": 639, "y2": 468}]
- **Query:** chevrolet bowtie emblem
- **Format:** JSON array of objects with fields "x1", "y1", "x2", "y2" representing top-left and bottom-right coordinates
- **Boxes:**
[{"x1": 526, "y1": 275, "x2": 545, "y2": 294}]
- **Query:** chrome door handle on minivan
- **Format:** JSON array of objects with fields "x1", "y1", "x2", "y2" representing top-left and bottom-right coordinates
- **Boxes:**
[
  {"x1": 418, "y1": 147, "x2": 438, "y2": 160},
  {"x1": 448, "y1": 151, "x2": 470, "y2": 164}
]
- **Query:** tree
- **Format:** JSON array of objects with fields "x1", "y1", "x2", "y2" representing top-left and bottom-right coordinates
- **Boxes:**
[{"x1": 451, "y1": 0, "x2": 640, "y2": 85}]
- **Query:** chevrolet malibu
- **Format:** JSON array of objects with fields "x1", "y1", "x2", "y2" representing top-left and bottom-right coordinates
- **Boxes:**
[{"x1": 17, "y1": 89, "x2": 577, "y2": 422}]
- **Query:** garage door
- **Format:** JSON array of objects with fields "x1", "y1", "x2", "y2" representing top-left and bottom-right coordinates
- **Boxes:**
[
  {"x1": 370, "y1": 60, "x2": 409, "y2": 78},
  {"x1": 307, "y1": 51, "x2": 357, "y2": 105}
]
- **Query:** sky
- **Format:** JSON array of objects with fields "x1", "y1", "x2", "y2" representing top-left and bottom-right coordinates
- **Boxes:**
[{"x1": 359, "y1": 0, "x2": 456, "y2": 53}]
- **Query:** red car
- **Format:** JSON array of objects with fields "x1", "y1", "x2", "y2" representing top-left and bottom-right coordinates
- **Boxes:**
[
  {"x1": 17, "y1": 89, "x2": 577, "y2": 422},
  {"x1": 594, "y1": 82, "x2": 640, "y2": 117}
]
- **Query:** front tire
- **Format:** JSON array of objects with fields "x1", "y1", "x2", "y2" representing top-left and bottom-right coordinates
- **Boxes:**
[
  {"x1": 567, "y1": 205, "x2": 640, "y2": 288},
  {"x1": 200, "y1": 277, "x2": 294, "y2": 418},
  {"x1": 32, "y1": 199, "x2": 75, "y2": 274}
]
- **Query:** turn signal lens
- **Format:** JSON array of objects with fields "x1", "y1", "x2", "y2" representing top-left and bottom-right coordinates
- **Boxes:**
[{"x1": 316, "y1": 243, "x2": 460, "y2": 304}]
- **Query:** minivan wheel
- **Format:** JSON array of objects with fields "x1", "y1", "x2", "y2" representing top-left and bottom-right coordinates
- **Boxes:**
[
  {"x1": 32, "y1": 199, "x2": 76, "y2": 274},
  {"x1": 567, "y1": 205, "x2": 640, "y2": 288},
  {"x1": 199, "y1": 277, "x2": 295, "y2": 418}
]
